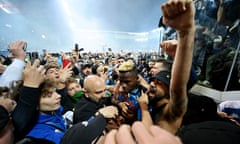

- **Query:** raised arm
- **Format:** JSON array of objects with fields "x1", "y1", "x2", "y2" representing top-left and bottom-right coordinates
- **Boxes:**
[
  {"x1": 12, "y1": 59, "x2": 46, "y2": 140},
  {"x1": 162, "y1": 0, "x2": 196, "y2": 117},
  {"x1": 0, "y1": 41, "x2": 26, "y2": 87}
]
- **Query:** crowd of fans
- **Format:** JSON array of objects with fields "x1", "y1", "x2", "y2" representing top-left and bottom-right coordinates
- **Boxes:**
[{"x1": 0, "y1": 0, "x2": 240, "y2": 144}]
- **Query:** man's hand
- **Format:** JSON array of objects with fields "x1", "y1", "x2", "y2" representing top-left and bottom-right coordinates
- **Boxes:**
[
  {"x1": 137, "y1": 75, "x2": 150, "y2": 90},
  {"x1": 118, "y1": 102, "x2": 129, "y2": 113},
  {"x1": 161, "y1": 0, "x2": 195, "y2": 32},
  {"x1": 137, "y1": 91, "x2": 149, "y2": 105},
  {"x1": 98, "y1": 106, "x2": 119, "y2": 119},
  {"x1": 104, "y1": 121, "x2": 182, "y2": 144},
  {"x1": 137, "y1": 91, "x2": 149, "y2": 111},
  {"x1": 58, "y1": 63, "x2": 73, "y2": 83},
  {"x1": 8, "y1": 40, "x2": 26, "y2": 61},
  {"x1": 23, "y1": 59, "x2": 46, "y2": 88},
  {"x1": 160, "y1": 39, "x2": 178, "y2": 57}
]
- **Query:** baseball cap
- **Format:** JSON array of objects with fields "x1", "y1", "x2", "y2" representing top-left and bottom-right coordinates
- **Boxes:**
[{"x1": 150, "y1": 71, "x2": 171, "y2": 86}]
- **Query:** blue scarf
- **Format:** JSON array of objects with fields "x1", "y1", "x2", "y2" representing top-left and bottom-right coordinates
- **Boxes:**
[{"x1": 26, "y1": 106, "x2": 66, "y2": 144}]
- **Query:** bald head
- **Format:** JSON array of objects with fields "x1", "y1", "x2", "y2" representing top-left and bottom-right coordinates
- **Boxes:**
[
  {"x1": 83, "y1": 75, "x2": 106, "y2": 102},
  {"x1": 84, "y1": 75, "x2": 104, "y2": 89}
]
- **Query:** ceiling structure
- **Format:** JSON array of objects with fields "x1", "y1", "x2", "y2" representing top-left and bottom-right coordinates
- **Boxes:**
[{"x1": 0, "y1": 0, "x2": 165, "y2": 52}]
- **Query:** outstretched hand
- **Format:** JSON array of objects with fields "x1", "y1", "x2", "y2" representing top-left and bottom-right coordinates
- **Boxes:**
[
  {"x1": 58, "y1": 63, "x2": 73, "y2": 83},
  {"x1": 8, "y1": 40, "x2": 26, "y2": 61},
  {"x1": 23, "y1": 59, "x2": 46, "y2": 88}
]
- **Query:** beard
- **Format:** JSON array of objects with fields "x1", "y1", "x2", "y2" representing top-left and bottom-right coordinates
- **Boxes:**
[
  {"x1": 148, "y1": 89, "x2": 165, "y2": 105},
  {"x1": 149, "y1": 94, "x2": 165, "y2": 105},
  {"x1": 148, "y1": 85, "x2": 168, "y2": 105}
]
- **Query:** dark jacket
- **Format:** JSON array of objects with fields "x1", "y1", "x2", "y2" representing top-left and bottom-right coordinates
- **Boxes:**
[
  {"x1": 13, "y1": 86, "x2": 41, "y2": 142},
  {"x1": 73, "y1": 96, "x2": 103, "y2": 124},
  {"x1": 61, "y1": 114, "x2": 107, "y2": 144},
  {"x1": 178, "y1": 121, "x2": 240, "y2": 144}
]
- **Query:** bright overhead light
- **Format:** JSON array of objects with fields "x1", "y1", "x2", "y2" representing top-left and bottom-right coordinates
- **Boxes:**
[
  {"x1": 41, "y1": 34, "x2": 46, "y2": 39},
  {"x1": 1, "y1": 6, "x2": 12, "y2": 14},
  {"x1": 60, "y1": 0, "x2": 72, "y2": 17}
]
